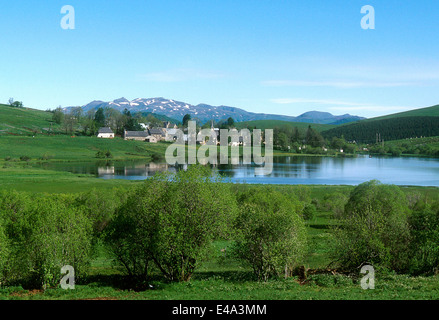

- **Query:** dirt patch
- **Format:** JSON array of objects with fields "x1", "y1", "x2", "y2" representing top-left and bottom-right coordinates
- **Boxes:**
[{"x1": 9, "y1": 289, "x2": 43, "y2": 298}]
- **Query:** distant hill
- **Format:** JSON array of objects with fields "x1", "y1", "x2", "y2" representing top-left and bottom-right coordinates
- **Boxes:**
[
  {"x1": 294, "y1": 111, "x2": 365, "y2": 125},
  {"x1": 235, "y1": 120, "x2": 336, "y2": 132},
  {"x1": 370, "y1": 104, "x2": 439, "y2": 121},
  {"x1": 139, "y1": 112, "x2": 181, "y2": 125},
  {"x1": 64, "y1": 97, "x2": 365, "y2": 125},
  {"x1": 0, "y1": 104, "x2": 59, "y2": 136},
  {"x1": 321, "y1": 104, "x2": 439, "y2": 143}
]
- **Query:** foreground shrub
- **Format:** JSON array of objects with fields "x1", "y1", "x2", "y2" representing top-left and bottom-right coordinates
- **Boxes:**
[
  {"x1": 233, "y1": 187, "x2": 307, "y2": 281},
  {"x1": 302, "y1": 203, "x2": 316, "y2": 221},
  {"x1": 0, "y1": 219, "x2": 10, "y2": 285},
  {"x1": 0, "y1": 191, "x2": 93, "y2": 288},
  {"x1": 105, "y1": 165, "x2": 238, "y2": 282},
  {"x1": 74, "y1": 187, "x2": 128, "y2": 237},
  {"x1": 408, "y1": 204, "x2": 439, "y2": 275},
  {"x1": 330, "y1": 180, "x2": 411, "y2": 272},
  {"x1": 322, "y1": 192, "x2": 349, "y2": 219}
]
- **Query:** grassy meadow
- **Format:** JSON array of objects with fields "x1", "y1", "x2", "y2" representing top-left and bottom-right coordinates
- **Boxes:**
[
  {"x1": 0, "y1": 104, "x2": 61, "y2": 136},
  {"x1": 0, "y1": 135, "x2": 169, "y2": 162}
]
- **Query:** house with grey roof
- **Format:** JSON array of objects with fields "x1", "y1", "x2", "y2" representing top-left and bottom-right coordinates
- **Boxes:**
[
  {"x1": 97, "y1": 127, "x2": 115, "y2": 139},
  {"x1": 148, "y1": 128, "x2": 166, "y2": 141},
  {"x1": 123, "y1": 130, "x2": 150, "y2": 141}
]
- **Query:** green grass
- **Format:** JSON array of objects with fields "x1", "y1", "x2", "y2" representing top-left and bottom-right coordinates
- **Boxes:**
[
  {"x1": 4, "y1": 273, "x2": 439, "y2": 300},
  {"x1": 0, "y1": 135, "x2": 170, "y2": 162},
  {"x1": 0, "y1": 104, "x2": 61, "y2": 135},
  {"x1": 0, "y1": 167, "x2": 141, "y2": 193},
  {"x1": 370, "y1": 104, "x2": 439, "y2": 121}
]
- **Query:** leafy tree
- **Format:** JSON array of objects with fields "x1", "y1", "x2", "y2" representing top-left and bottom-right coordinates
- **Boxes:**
[
  {"x1": 63, "y1": 110, "x2": 78, "y2": 134},
  {"x1": 0, "y1": 218, "x2": 10, "y2": 284},
  {"x1": 105, "y1": 166, "x2": 238, "y2": 282},
  {"x1": 0, "y1": 191, "x2": 93, "y2": 288},
  {"x1": 81, "y1": 109, "x2": 97, "y2": 135},
  {"x1": 122, "y1": 108, "x2": 142, "y2": 131},
  {"x1": 407, "y1": 204, "x2": 439, "y2": 275},
  {"x1": 74, "y1": 188, "x2": 129, "y2": 238},
  {"x1": 182, "y1": 114, "x2": 192, "y2": 127},
  {"x1": 331, "y1": 180, "x2": 411, "y2": 272},
  {"x1": 331, "y1": 137, "x2": 346, "y2": 150},
  {"x1": 8, "y1": 98, "x2": 23, "y2": 108},
  {"x1": 233, "y1": 186, "x2": 307, "y2": 281},
  {"x1": 94, "y1": 107, "x2": 106, "y2": 128},
  {"x1": 103, "y1": 107, "x2": 120, "y2": 130},
  {"x1": 52, "y1": 106, "x2": 64, "y2": 125},
  {"x1": 306, "y1": 126, "x2": 325, "y2": 148},
  {"x1": 145, "y1": 114, "x2": 163, "y2": 128}
]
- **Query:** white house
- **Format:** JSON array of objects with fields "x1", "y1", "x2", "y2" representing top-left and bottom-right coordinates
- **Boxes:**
[
  {"x1": 97, "y1": 127, "x2": 115, "y2": 139},
  {"x1": 165, "y1": 128, "x2": 180, "y2": 142}
]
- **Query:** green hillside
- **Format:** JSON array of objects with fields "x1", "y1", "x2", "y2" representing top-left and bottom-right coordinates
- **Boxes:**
[
  {"x1": 370, "y1": 104, "x2": 439, "y2": 121},
  {"x1": 321, "y1": 104, "x2": 439, "y2": 143},
  {"x1": 0, "y1": 104, "x2": 60, "y2": 136},
  {"x1": 322, "y1": 116, "x2": 439, "y2": 143},
  {"x1": 140, "y1": 111, "x2": 181, "y2": 125},
  {"x1": 236, "y1": 120, "x2": 336, "y2": 132}
]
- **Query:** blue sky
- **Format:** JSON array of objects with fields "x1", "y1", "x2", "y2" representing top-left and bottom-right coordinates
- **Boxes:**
[{"x1": 1, "y1": 0, "x2": 439, "y2": 118}]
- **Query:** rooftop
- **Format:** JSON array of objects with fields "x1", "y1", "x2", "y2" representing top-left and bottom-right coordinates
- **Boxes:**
[
  {"x1": 98, "y1": 127, "x2": 114, "y2": 134},
  {"x1": 125, "y1": 131, "x2": 149, "y2": 137}
]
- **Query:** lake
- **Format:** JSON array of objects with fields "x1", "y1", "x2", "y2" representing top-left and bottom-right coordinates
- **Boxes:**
[{"x1": 34, "y1": 155, "x2": 439, "y2": 187}]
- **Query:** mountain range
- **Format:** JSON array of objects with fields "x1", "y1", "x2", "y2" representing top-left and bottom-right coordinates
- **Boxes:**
[{"x1": 65, "y1": 97, "x2": 366, "y2": 125}]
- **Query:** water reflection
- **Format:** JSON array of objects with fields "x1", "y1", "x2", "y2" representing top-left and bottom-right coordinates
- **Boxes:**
[{"x1": 32, "y1": 155, "x2": 439, "y2": 186}]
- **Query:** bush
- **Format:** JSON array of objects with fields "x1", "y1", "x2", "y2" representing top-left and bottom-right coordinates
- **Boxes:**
[
  {"x1": 74, "y1": 188, "x2": 128, "y2": 238},
  {"x1": 39, "y1": 153, "x2": 52, "y2": 161},
  {"x1": 407, "y1": 205, "x2": 439, "y2": 275},
  {"x1": 151, "y1": 153, "x2": 164, "y2": 162},
  {"x1": 19, "y1": 155, "x2": 31, "y2": 162},
  {"x1": 0, "y1": 219, "x2": 10, "y2": 285},
  {"x1": 0, "y1": 191, "x2": 93, "y2": 288},
  {"x1": 96, "y1": 150, "x2": 112, "y2": 159},
  {"x1": 302, "y1": 203, "x2": 316, "y2": 221},
  {"x1": 105, "y1": 165, "x2": 238, "y2": 282},
  {"x1": 330, "y1": 180, "x2": 411, "y2": 272},
  {"x1": 323, "y1": 192, "x2": 349, "y2": 219},
  {"x1": 309, "y1": 274, "x2": 353, "y2": 288},
  {"x1": 233, "y1": 187, "x2": 307, "y2": 281}
]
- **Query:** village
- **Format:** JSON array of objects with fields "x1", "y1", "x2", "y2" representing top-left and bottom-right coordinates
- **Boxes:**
[{"x1": 96, "y1": 120, "x2": 247, "y2": 147}]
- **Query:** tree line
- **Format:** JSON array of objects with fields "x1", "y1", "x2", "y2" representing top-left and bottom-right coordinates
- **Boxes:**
[
  {"x1": 321, "y1": 116, "x2": 439, "y2": 144},
  {"x1": 271, "y1": 125, "x2": 357, "y2": 154},
  {"x1": 50, "y1": 106, "x2": 164, "y2": 136}
]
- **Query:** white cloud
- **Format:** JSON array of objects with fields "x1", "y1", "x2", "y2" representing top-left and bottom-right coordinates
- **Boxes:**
[
  {"x1": 328, "y1": 105, "x2": 413, "y2": 113},
  {"x1": 262, "y1": 80, "x2": 416, "y2": 88},
  {"x1": 270, "y1": 98, "x2": 414, "y2": 115},
  {"x1": 270, "y1": 98, "x2": 364, "y2": 106}
]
